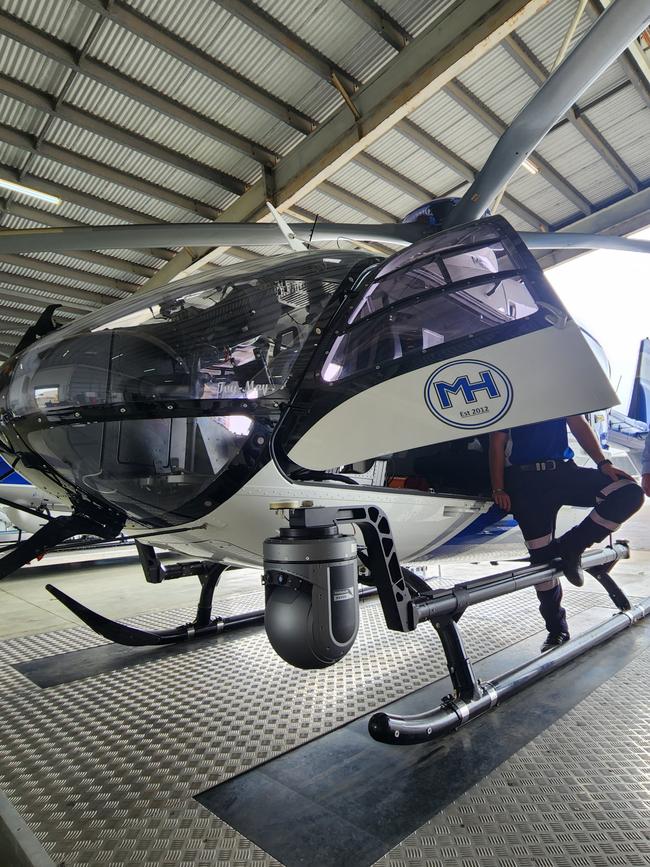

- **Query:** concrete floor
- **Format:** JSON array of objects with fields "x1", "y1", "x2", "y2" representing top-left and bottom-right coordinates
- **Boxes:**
[{"x1": 0, "y1": 500, "x2": 648, "y2": 641}]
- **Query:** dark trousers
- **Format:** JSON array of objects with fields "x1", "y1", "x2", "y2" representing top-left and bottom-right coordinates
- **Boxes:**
[{"x1": 505, "y1": 461, "x2": 644, "y2": 635}]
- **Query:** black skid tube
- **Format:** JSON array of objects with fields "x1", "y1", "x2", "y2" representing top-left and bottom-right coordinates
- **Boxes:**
[
  {"x1": 45, "y1": 583, "x2": 266, "y2": 646},
  {"x1": 369, "y1": 597, "x2": 650, "y2": 744},
  {"x1": 45, "y1": 579, "x2": 393, "y2": 647}
]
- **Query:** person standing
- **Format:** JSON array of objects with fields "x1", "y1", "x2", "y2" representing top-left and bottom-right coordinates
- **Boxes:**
[
  {"x1": 489, "y1": 416, "x2": 644, "y2": 652},
  {"x1": 642, "y1": 432, "x2": 650, "y2": 497}
]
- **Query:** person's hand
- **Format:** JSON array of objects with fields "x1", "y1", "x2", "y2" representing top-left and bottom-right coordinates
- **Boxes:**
[
  {"x1": 642, "y1": 473, "x2": 650, "y2": 497},
  {"x1": 492, "y1": 489, "x2": 511, "y2": 512},
  {"x1": 599, "y1": 463, "x2": 634, "y2": 482}
]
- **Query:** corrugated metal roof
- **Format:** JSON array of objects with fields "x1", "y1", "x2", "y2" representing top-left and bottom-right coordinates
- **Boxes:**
[
  {"x1": 0, "y1": 262, "x2": 113, "y2": 299},
  {"x1": 0, "y1": 34, "x2": 69, "y2": 95},
  {"x1": 0, "y1": 0, "x2": 647, "y2": 332},
  {"x1": 25, "y1": 250, "x2": 145, "y2": 285},
  {"x1": 297, "y1": 188, "x2": 376, "y2": 224},
  {"x1": 1, "y1": 0, "x2": 98, "y2": 47},
  {"x1": 66, "y1": 75, "x2": 262, "y2": 185},
  {"x1": 456, "y1": 44, "x2": 539, "y2": 125},
  {"x1": 129, "y1": 0, "x2": 343, "y2": 122},
  {"x1": 535, "y1": 122, "x2": 626, "y2": 204},
  {"x1": 0, "y1": 141, "x2": 29, "y2": 169},
  {"x1": 256, "y1": 0, "x2": 395, "y2": 82},
  {"x1": 45, "y1": 119, "x2": 237, "y2": 211},
  {"x1": 329, "y1": 162, "x2": 420, "y2": 218},
  {"x1": 586, "y1": 87, "x2": 650, "y2": 182},
  {"x1": 507, "y1": 169, "x2": 580, "y2": 225},
  {"x1": 90, "y1": 19, "x2": 305, "y2": 155},
  {"x1": 0, "y1": 94, "x2": 44, "y2": 137},
  {"x1": 375, "y1": 0, "x2": 458, "y2": 37}
]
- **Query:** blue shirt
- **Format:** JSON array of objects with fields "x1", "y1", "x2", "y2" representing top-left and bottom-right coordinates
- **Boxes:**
[{"x1": 508, "y1": 418, "x2": 574, "y2": 465}]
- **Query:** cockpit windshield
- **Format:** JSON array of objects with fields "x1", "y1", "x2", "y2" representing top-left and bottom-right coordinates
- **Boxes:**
[{"x1": 0, "y1": 251, "x2": 371, "y2": 526}]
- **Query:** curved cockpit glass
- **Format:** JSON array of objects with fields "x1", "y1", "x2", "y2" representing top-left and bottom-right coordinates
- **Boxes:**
[{"x1": 0, "y1": 250, "x2": 371, "y2": 526}]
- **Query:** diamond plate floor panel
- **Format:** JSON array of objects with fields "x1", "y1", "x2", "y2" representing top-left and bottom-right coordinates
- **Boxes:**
[
  {"x1": 0, "y1": 582, "x2": 637, "y2": 866},
  {"x1": 374, "y1": 648, "x2": 650, "y2": 867}
]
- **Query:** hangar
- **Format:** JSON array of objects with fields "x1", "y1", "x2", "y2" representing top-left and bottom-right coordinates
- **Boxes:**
[{"x1": 0, "y1": 0, "x2": 649, "y2": 865}]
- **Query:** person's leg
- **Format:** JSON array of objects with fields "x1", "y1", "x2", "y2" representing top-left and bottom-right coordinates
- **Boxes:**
[
  {"x1": 508, "y1": 474, "x2": 567, "y2": 645},
  {"x1": 554, "y1": 465, "x2": 644, "y2": 579}
]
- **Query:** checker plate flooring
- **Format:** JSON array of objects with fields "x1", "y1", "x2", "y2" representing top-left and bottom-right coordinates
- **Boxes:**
[
  {"x1": 0, "y1": 582, "x2": 642, "y2": 866},
  {"x1": 374, "y1": 648, "x2": 650, "y2": 867}
]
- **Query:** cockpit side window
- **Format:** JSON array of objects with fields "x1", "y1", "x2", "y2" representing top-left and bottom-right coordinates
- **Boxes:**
[
  {"x1": 1, "y1": 251, "x2": 373, "y2": 527},
  {"x1": 7, "y1": 253, "x2": 367, "y2": 418}
]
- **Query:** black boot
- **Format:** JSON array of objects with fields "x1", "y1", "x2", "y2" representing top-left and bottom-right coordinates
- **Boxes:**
[
  {"x1": 554, "y1": 527, "x2": 589, "y2": 587},
  {"x1": 537, "y1": 584, "x2": 570, "y2": 652}
]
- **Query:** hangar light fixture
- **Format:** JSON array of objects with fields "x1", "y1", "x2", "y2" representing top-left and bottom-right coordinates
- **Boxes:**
[
  {"x1": 522, "y1": 159, "x2": 539, "y2": 175},
  {"x1": 0, "y1": 178, "x2": 62, "y2": 206}
]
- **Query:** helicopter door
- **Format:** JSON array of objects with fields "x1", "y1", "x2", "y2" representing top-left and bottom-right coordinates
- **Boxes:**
[{"x1": 279, "y1": 216, "x2": 617, "y2": 471}]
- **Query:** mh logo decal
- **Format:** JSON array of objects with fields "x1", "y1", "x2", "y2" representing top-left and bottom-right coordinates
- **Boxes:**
[{"x1": 424, "y1": 359, "x2": 513, "y2": 429}]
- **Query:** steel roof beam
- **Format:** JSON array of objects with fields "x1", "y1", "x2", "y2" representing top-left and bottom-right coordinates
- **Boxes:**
[
  {"x1": 0, "y1": 254, "x2": 137, "y2": 294},
  {"x1": 588, "y1": 0, "x2": 650, "y2": 107},
  {"x1": 0, "y1": 285, "x2": 97, "y2": 314},
  {"x1": 0, "y1": 75, "x2": 246, "y2": 196},
  {"x1": 148, "y1": 0, "x2": 551, "y2": 285},
  {"x1": 352, "y1": 152, "x2": 435, "y2": 203},
  {"x1": 444, "y1": 80, "x2": 593, "y2": 215},
  {"x1": 215, "y1": 0, "x2": 359, "y2": 93},
  {"x1": 503, "y1": 34, "x2": 639, "y2": 192},
  {"x1": 0, "y1": 271, "x2": 113, "y2": 306},
  {"x1": 74, "y1": 0, "x2": 314, "y2": 134},
  {"x1": 396, "y1": 119, "x2": 549, "y2": 230},
  {"x1": 0, "y1": 124, "x2": 221, "y2": 221},
  {"x1": 319, "y1": 181, "x2": 398, "y2": 222},
  {"x1": 0, "y1": 10, "x2": 281, "y2": 164},
  {"x1": 339, "y1": 0, "x2": 409, "y2": 52},
  {"x1": 536, "y1": 184, "x2": 650, "y2": 268}
]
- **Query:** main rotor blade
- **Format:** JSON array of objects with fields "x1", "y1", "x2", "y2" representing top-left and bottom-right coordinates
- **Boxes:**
[
  {"x1": 0, "y1": 222, "x2": 424, "y2": 254},
  {"x1": 522, "y1": 233, "x2": 650, "y2": 255},
  {"x1": 446, "y1": 0, "x2": 650, "y2": 228}
]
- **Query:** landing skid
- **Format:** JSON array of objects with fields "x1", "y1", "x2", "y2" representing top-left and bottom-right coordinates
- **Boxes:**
[
  {"x1": 46, "y1": 543, "x2": 265, "y2": 646},
  {"x1": 368, "y1": 541, "x2": 645, "y2": 744},
  {"x1": 45, "y1": 540, "x2": 411, "y2": 647},
  {"x1": 264, "y1": 507, "x2": 648, "y2": 745}
]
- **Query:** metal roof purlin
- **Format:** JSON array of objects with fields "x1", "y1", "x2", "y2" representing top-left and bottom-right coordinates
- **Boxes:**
[
  {"x1": 588, "y1": 0, "x2": 650, "y2": 107},
  {"x1": 215, "y1": 0, "x2": 360, "y2": 93},
  {"x1": 74, "y1": 0, "x2": 315, "y2": 134},
  {"x1": 503, "y1": 33, "x2": 639, "y2": 192},
  {"x1": 145, "y1": 0, "x2": 552, "y2": 288},
  {"x1": 0, "y1": 123, "x2": 222, "y2": 221},
  {"x1": 340, "y1": 0, "x2": 410, "y2": 52},
  {"x1": 394, "y1": 118, "x2": 549, "y2": 230},
  {"x1": 0, "y1": 75, "x2": 248, "y2": 196},
  {"x1": 444, "y1": 79, "x2": 593, "y2": 214},
  {"x1": 0, "y1": 9, "x2": 279, "y2": 165}
]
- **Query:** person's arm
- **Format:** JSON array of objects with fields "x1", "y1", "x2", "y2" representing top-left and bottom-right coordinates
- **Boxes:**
[
  {"x1": 489, "y1": 431, "x2": 511, "y2": 511},
  {"x1": 642, "y1": 433, "x2": 650, "y2": 496},
  {"x1": 566, "y1": 415, "x2": 633, "y2": 481}
]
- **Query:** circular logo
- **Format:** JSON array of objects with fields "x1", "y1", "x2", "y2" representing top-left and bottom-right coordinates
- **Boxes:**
[{"x1": 424, "y1": 359, "x2": 513, "y2": 429}]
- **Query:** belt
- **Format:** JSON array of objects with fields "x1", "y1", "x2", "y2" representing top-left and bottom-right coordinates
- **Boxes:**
[{"x1": 510, "y1": 459, "x2": 569, "y2": 472}]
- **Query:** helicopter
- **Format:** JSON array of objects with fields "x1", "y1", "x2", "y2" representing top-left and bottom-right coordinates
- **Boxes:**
[{"x1": 0, "y1": 0, "x2": 647, "y2": 660}]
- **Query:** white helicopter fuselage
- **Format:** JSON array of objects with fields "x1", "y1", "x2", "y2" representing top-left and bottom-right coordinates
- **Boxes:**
[{"x1": 136, "y1": 459, "x2": 488, "y2": 567}]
